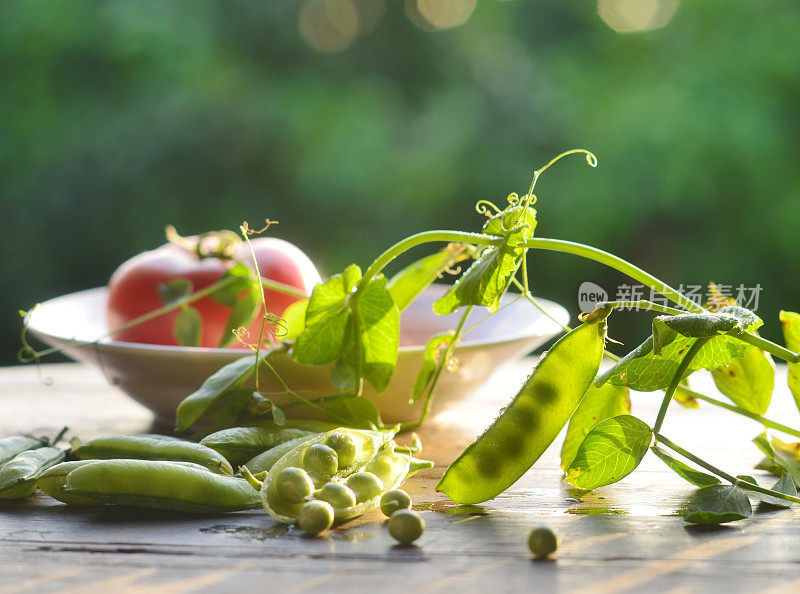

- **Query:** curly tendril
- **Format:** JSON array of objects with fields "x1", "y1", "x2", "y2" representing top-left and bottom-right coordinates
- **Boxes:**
[
  {"x1": 242, "y1": 219, "x2": 279, "y2": 236},
  {"x1": 474, "y1": 200, "x2": 502, "y2": 217},
  {"x1": 506, "y1": 193, "x2": 521, "y2": 206},
  {"x1": 523, "y1": 149, "x2": 597, "y2": 210}
]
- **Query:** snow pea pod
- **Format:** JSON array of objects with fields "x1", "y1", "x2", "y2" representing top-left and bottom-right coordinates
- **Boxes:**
[
  {"x1": 74, "y1": 435, "x2": 234, "y2": 475},
  {"x1": 61, "y1": 460, "x2": 261, "y2": 513},
  {"x1": 243, "y1": 434, "x2": 319, "y2": 474},
  {"x1": 37, "y1": 460, "x2": 104, "y2": 505},
  {"x1": 200, "y1": 426, "x2": 317, "y2": 466},
  {"x1": 0, "y1": 435, "x2": 47, "y2": 466},
  {"x1": 436, "y1": 314, "x2": 607, "y2": 504},
  {"x1": 0, "y1": 446, "x2": 67, "y2": 499},
  {"x1": 261, "y1": 428, "x2": 397, "y2": 524}
]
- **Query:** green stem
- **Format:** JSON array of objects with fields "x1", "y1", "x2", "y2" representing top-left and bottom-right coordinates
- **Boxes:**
[
  {"x1": 524, "y1": 238, "x2": 704, "y2": 314},
  {"x1": 734, "y1": 332, "x2": 800, "y2": 364},
  {"x1": 597, "y1": 301, "x2": 687, "y2": 316},
  {"x1": 402, "y1": 305, "x2": 473, "y2": 431},
  {"x1": 655, "y1": 432, "x2": 800, "y2": 505},
  {"x1": 680, "y1": 388, "x2": 800, "y2": 439},
  {"x1": 653, "y1": 337, "x2": 710, "y2": 434},
  {"x1": 359, "y1": 231, "x2": 502, "y2": 290}
]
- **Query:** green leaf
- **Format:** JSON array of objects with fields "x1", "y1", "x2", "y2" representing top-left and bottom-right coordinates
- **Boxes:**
[
  {"x1": 779, "y1": 311, "x2": 800, "y2": 412},
  {"x1": 650, "y1": 446, "x2": 721, "y2": 488},
  {"x1": 711, "y1": 345, "x2": 774, "y2": 415},
  {"x1": 321, "y1": 394, "x2": 383, "y2": 429},
  {"x1": 293, "y1": 264, "x2": 361, "y2": 365},
  {"x1": 202, "y1": 388, "x2": 253, "y2": 428},
  {"x1": 673, "y1": 387, "x2": 700, "y2": 409},
  {"x1": 174, "y1": 355, "x2": 258, "y2": 432},
  {"x1": 600, "y1": 307, "x2": 763, "y2": 391},
  {"x1": 411, "y1": 331, "x2": 455, "y2": 404},
  {"x1": 345, "y1": 276, "x2": 400, "y2": 393},
  {"x1": 219, "y1": 287, "x2": 260, "y2": 347},
  {"x1": 684, "y1": 485, "x2": 752, "y2": 525},
  {"x1": 281, "y1": 298, "x2": 308, "y2": 341},
  {"x1": 560, "y1": 384, "x2": 631, "y2": 472},
  {"x1": 387, "y1": 245, "x2": 469, "y2": 312},
  {"x1": 174, "y1": 306, "x2": 202, "y2": 347},
  {"x1": 209, "y1": 263, "x2": 255, "y2": 307},
  {"x1": 271, "y1": 401, "x2": 286, "y2": 426},
  {"x1": 433, "y1": 206, "x2": 536, "y2": 315},
  {"x1": 754, "y1": 432, "x2": 800, "y2": 487},
  {"x1": 158, "y1": 278, "x2": 193, "y2": 305},
  {"x1": 565, "y1": 414, "x2": 652, "y2": 490},
  {"x1": 738, "y1": 474, "x2": 796, "y2": 509}
]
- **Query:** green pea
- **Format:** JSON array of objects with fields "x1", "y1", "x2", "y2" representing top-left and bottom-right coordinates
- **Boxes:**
[
  {"x1": 0, "y1": 435, "x2": 46, "y2": 466},
  {"x1": 244, "y1": 435, "x2": 318, "y2": 474},
  {"x1": 275, "y1": 467, "x2": 315, "y2": 503},
  {"x1": 528, "y1": 526, "x2": 558, "y2": 558},
  {"x1": 0, "y1": 447, "x2": 66, "y2": 500},
  {"x1": 380, "y1": 489, "x2": 411, "y2": 517},
  {"x1": 62, "y1": 460, "x2": 261, "y2": 512},
  {"x1": 345, "y1": 472, "x2": 384, "y2": 503},
  {"x1": 303, "y1": 444, "x2": 338, "y2": 481},
  {"x1": 436, "y1": 315, "x2": 607, "y2": 504},
  {"x1": 297, "y1": 500, "x2": 335, "y2": 535},
  {"x1": 388, "y1": 509, "x2": 424, "y2": 544},
  {"x1": 324, "y1": 432, "x2": 358, "y2": 469},
  {"x1": 314, "y1": 482, "x2": 357, "y2": 510},
  {"x1": 74, "y1": 435, "x2": 234, "y2": 475}
]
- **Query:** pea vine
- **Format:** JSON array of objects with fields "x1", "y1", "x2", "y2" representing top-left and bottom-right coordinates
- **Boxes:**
[{"x1": 22, "y1": 150, "x2": 800, "y2": 525}]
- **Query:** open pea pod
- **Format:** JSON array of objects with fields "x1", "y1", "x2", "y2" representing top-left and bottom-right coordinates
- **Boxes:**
[
  {"x1": 0, "y1": 446, "x2": 67, "y2": 499},
  {"x1": 261, "y1": 427, "x2": 397, "y2": 524}
]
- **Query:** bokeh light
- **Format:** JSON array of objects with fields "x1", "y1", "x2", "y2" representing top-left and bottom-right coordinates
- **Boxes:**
[
  {"x1": 598, "y1": 0, "x2": 679, "y2": 33},
  {"x1": 299, "y1": 0, "x2": 359, "y2": 53},
  {"x1": 408, "y1": 0, "x2": 478, "y2": 31}
]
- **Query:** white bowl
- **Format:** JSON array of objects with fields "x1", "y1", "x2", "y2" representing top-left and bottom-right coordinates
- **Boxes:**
[{"x1": 26, "y1": 285, "x2": 568, "y2": 425}]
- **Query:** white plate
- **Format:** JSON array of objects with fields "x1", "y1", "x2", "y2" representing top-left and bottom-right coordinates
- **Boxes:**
[{"x1": 26, "y1": 285, "x2": 568, "y2": 425}]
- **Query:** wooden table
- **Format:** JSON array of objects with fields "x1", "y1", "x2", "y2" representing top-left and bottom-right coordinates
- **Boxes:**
[{"x1": 2, "y1": 361, "x2": 800, "y2": 593}]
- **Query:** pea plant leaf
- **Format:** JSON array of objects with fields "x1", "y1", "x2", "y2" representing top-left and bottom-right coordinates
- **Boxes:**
[
  {"x1": 737, "y1": 474, "x2": 796, "y2": 509},
  {"x1": 320, "y1": 394, "x2": 383, "y2": 429},
  {"x1": 684, "y1": 485, "x2": 752, "y2": 525},
  {"x1": 174, "y1": 354, "x2": 259, "y2": 432},
  {"x1": 565, "y1": 414, "x2": 652, "y2": 490},
  {"x1": 650, "y1": 445, "x2": 721, "y2": 488},
  {"x1": 411, "y1": 331, "x2": 455, "y2": 404},
  {"x1": 598, "y1": 306, "x2": 763, "y2": 391},
  {"x1": 158, "y1": 278, "x2": 193, "y2": 305},
  {"x1": 433, "y1": 206, "x2": 536, "y2": 315},
  {"x1": 209, "y1": 262, "x2": 257, "y2": 307},
  {"x1": 560, "y1": 384, "x2": 631, "y2": 471},
  {"x1": 387, "y1": 245, "x2": 469, "y2": 312},
  {"x1": 754, "y1": 432, "x2": 800, "y2": 487},
  {"x1": 711, "y1": 344, "x2": 774, "y2": 415},
  {"x1": 292, "y1": 264, "x2": 361, "y2": 365},
  {"x1": 779, "y1": 311, "x2": 800, "y2": 412},
  {"x1": 174, "y1": 306, "x2": 202, "y2": 347},
  {"x1": 281, "y1": 298, "x2": 308, "y2": 341}
]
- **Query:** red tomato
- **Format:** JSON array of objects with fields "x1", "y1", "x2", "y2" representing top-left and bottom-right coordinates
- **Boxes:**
[{"x1": 106, "y1": 235, "x2": 320, "y2": 347}]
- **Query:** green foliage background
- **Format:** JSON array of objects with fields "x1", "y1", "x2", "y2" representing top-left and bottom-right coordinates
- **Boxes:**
[{"x1": 2, "y1": 0, "x2": 799, "y2": 364}]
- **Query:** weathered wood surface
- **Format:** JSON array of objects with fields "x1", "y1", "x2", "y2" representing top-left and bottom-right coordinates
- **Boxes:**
[{"x1": 1, "y1": 362, "x2": 800, "y2": 593}]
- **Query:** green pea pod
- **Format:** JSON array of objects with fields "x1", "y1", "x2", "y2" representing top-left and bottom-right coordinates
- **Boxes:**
[
  {"x1": 262, "y1": 428, "x2": 396, "y2": 523},
  {"x1": 0, "y1": 446, "x2": 67, "y2": 499},
  {"x1": 37, "y1": 460, "x2": 105, "y2": 505},
  {"x1": 0, "y1": 435, "x2": 47, "y2": 466},
  {"x1": 200, "y1": 426, "x2": 318, "y2": 466},
  {"x1": 243, "y1": 434, "x2": 320, "y2": 474},
  {"x1": 74, "y1": 435, "x2": 234, "y2": 475},
  {"x1": 62, "y1": 460, "x2": 261, "y2": 513},
  {"x1": 436, "y1": 314, "x2": 607, "y2": 504}
]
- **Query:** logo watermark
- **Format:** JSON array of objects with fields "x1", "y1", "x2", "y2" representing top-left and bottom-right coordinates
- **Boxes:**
[{"x1": 577, "y1": 282, "x2": 762, "y2": 313}]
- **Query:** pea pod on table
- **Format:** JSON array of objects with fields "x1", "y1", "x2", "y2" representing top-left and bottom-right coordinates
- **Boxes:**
[
  {"x1": 436, "y1": 313, "x2": 608, "y2": 504},
  {"x1": 0, "y1": 435, "x2": 47, "y2": 466},
  {"x1": 60, "y1": 460, "x2": 261, "y2": 513},
  {"x1": 200, "y1": 426, "x2": 320, "y2": 466},
  {"x1": 74, "y1": 435, "x2": 234, "y2": 475},
  {"x1": 37, "y1": 460, "x2": 106, "y2": 505},
  {"x1": 0, "y1": 446, "x2": 67, "y2": 499},
  {"x1": 243, "y1": 434, "x2": 320, "y2": 474}
]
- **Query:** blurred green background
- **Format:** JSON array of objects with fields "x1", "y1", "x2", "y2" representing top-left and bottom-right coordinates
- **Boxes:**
[{"x1": 2, "y1": 0, "x2": 799, "y2": 364}]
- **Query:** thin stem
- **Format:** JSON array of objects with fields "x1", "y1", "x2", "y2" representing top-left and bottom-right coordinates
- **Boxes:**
[
  {"x1": 680, "y1": 388, "x2": 800, "y2": 439},
  {"x1": 524, "y1": 238, "x2": 704, "y2": 314},
  {"x1": 734, "y1": 332, "x2": 800, "y2": 364},
  {"x1": 240, "y1": 227, "x2": 270, "y2": 391},
  {"x1": 653, "y1": 337, "x2": 710, "y2": 433},
  {"x1": 359, "y1": 231, "x2": 502, "y2": 289},
  {"x1": 402, "y1": 305, "x2": 473, "y2": 431},
  {"x1": 597, "y1": 301, "x2": 687, "y2": 317},
  {"x1": 655, "y1": 432, "x2": 800, "y2": 505}
]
